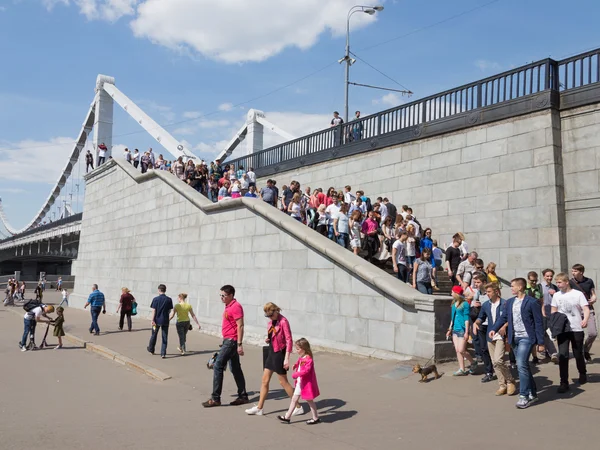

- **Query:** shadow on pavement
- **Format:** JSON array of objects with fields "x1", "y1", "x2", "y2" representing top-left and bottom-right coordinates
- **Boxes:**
[
  {"x1": 101, "y1": 328, "x2": 152, "y2": 335},
  {"x1": 316, "y1": 398, "x2": 357, "y2": 423}
]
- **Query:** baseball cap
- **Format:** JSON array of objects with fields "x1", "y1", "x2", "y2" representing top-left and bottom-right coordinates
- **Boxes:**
[{"x1": 451, "y1": 286, "x2": 464, "y2": 296}]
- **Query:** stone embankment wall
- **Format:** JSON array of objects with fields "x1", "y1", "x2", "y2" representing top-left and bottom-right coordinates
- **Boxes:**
[
  {"x1": 258, "y1": 110, "x2": 570, "y2": 282},
  {"x1": 71, "y1": 160, "x2": 451, "y2": 361}
]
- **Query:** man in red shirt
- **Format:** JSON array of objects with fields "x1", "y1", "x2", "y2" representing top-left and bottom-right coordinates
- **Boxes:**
[{"x1": 203, "y1": 285, "x2": 248, "y2": 407}]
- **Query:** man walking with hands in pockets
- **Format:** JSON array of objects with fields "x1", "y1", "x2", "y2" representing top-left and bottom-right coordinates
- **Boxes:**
[{"x1": 203, "y1": 285, "x2": 249, "y2": 408}]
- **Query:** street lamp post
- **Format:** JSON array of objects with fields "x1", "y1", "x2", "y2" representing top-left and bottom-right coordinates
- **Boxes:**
[{"x1": 342, "y1": 5, "x2": 384, "y2": 124}]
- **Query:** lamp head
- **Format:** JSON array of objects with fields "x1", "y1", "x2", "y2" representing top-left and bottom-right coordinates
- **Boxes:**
[
  {"x1": 373, "y1": 5, "x2": 384, "y2": 11},
  {"x1": 364, "y1": 8, "x2": 376, "y2": 15}
]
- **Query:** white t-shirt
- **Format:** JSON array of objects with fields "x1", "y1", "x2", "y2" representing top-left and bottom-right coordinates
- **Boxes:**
[
  {"x1": 98, "y1": 148, "x2": 106, "y2": 158},
  {"x1": 24, "y1": 306, "x2": 44, "y2": 321},
  {"x1": 392, "y1": 240, "x2": 406, "y2": 266},
  {"x1": 551, "y1": 289, "x2": 589, "y2": 332},
  {"x1": 246, "y1": 171, "x2": 256, "y2": 184},
  {"x1": 344, "y1": 192, "x2": 356, "y2": 204},
  {"x1": 379, "y1": 203, "x2": 388, "y2": 222},
  {"x1": 325, "y1": 204, "x2": 340, "y2": 225},
  {"x1": 490, "y1": 301, "x2": 503, "y2": 341},
  {"x1": 62, "y1": 289, "x2": 68, "y2": 300},
  {"x1": 512, "y1": 298, "x2": 527, "y2": 338}
]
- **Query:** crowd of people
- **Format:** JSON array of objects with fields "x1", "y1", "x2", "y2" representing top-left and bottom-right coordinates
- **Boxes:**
[
  {"x1": 446, "y1": 262, "x2": 596, "y2": 409},
  {"x1": 17, "y1": 282, "x2": 322, "y2": 424}
]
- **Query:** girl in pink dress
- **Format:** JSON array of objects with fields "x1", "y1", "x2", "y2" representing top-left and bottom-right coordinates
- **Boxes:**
[{"x1": 278, "y1": 338, "x2": 321, "y2": 425}]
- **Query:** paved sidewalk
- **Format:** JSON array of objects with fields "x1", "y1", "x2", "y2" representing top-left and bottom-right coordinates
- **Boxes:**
[{"x1": 3, "y1": 293, "x2": 600, "y2": 450}]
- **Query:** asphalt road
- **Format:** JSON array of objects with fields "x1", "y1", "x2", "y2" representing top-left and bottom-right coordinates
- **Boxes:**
[{"x1": 1, "y1": 302, "x2": 600, "y2": 450}]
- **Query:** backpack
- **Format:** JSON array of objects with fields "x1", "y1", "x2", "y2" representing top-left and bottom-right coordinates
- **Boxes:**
[
  {"x1": 23, "y1": 299, "x2": 43, "y2": 312},
  {"x1": 131, "y1": 302, "x2": 138, "y2": 316}
]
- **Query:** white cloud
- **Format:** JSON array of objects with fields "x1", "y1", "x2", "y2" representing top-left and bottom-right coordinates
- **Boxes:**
[
  {"x1": 0, "y1": 137, "x2": 76, "y2": 183},
  {"x1": 0, "y1": 188, "x2": 25, "y2": 194},
  {"x1": 182, "y1": 111, "x2": 202, "y2": 119},
  {"x1": 136, "y1": 99, "x2": 175, "y2": 122},
  {"x1": 372, "y1": 92, "x2": 403, "y2": 107},
  {"x1": 218, "y1": 102, "x2": 234, "y2": 112},
  {"x1": 43, "y1": 0, "x2": 138, "y2": 22},
  {"x1": 475, "y1": 59, "x2": 501, "y2": 72},
  {"x1": 198, "y1": 119, "x2": 230, "y2": 129},
  {"x1": 43, "y1": 0, "x2": 379, "y2": 63}
]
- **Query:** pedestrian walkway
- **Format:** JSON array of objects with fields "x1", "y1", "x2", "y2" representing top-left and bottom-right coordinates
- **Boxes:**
[{"x1": 3, "y1": 294, "x2": 600, "y2": 450}]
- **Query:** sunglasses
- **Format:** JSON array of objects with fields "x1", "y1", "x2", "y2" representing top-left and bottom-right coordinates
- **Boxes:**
[{"x1": 264, "y1": 311, "x2": 275, "y2": 318}]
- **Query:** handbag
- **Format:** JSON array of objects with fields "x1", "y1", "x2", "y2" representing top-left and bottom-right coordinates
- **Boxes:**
[
  {"x1": 131, "y1": 302, "x2": 138, "y2": 316},
  {"x1": 188, "y1": 323, "x2": 193, "y2": 331}
]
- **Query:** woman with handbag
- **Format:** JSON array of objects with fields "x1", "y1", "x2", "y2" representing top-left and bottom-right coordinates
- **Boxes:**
[
  {"x1": 245, "y1": 303, "x2": 303, "y2": 417},
  {"x1": 116, "y1": 287, "x2": 135, "y2": 332},
  {"x1": 169, "y1": 293, "x2": 201, "y2": 355}
]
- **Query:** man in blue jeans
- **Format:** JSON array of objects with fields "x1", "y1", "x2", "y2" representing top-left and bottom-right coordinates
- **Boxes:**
[
  {"x1": 147, "y1": 284, "x2": 173, "y2": 359},
  {"x1": 84, "y1": 284, "x2": 105, "y2": 335},
  {"x1": 203, "y1": 284, "x2": 248, "y2": 408},
  {"x1": 490, "y1": 277, "x2": 545, "y2": 409}
]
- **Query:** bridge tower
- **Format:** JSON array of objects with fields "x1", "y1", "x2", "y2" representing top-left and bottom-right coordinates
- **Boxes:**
[{"x1": 93, "y1": 75, "x2": 115, "y2": 160}]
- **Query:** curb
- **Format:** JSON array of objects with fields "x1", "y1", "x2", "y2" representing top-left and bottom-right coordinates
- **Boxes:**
[{"x1": 4, "y1": 307, "x2": 171, "y2": 381}]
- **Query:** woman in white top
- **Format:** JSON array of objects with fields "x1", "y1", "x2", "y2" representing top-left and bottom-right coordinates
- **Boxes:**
[
  {"x1": 230, "y1": 180, "x2": 242, "y2": 199},
  {"x1": 457, "y1": 232, "x2": 468, "y2": 260},
  {"x1": 381, "y1": 216, "x2": 394, "y2": 253},
  {"x1": 316, "y1": 204, "x2": 328, "y2": 236},
  {"x1": 349, "y1": 210, "x2": 363, "y2": 255},
  {"x1": 288, "y1": 193, "x2": 303, "y2": 222},
  {"x1": 405, "y1": 224, "x2": 417, "y2": 270}
]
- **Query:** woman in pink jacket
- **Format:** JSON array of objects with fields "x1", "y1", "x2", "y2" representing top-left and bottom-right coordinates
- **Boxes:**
[
  {"x1": 278, "y1": 338, "x2": 321, "y2": 425},
  {"x1": 245, "y1": 303, "x2": 303, "y2": 416}
]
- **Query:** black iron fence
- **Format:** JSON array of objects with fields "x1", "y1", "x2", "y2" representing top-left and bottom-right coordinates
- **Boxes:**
[{"x1": 226, "y1": 49, "x2": 600, "y2": 173}]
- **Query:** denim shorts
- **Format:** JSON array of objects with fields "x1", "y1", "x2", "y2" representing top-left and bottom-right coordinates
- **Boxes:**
[{"x1": 452, "y1": 330, "x2": 465, "y2": 338}]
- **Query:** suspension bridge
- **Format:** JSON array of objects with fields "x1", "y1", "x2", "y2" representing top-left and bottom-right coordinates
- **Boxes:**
[{"x1": 0, "y1": 74, "x2": 294, "y2": 277}]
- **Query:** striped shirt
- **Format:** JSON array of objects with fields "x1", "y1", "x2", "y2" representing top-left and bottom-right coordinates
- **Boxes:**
[{"x1": 87, "y1": 290, "x2": 105, "y2": 308}]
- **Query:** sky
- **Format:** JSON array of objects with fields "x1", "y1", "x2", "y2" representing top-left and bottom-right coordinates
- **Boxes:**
[{"x1": 0, "y1": 0, "x2": 599, "y2": 229}]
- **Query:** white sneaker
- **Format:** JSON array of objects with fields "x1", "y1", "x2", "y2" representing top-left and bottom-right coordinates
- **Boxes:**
[
  {"x1": 21, "y1": 346, "x2": 27, "y2": 352},
  {"x1": 245, "y1": 405, "x2": 263, "y2": 416},
  {"x1": 291, "y1": 406, "x2": 304, "y2": 416}
]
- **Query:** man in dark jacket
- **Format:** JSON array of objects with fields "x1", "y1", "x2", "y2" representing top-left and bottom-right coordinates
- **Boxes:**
[
  {"x1": 475, "y1": 283, "x2": 516, "y2": 396},
  {"x1": 490, "y1": 277, "x2": 544, "y2": 409}
]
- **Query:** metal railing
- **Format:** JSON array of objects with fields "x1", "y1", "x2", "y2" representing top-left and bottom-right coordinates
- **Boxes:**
[
  {"x1": 558, "y1": 48, "x2": 600, "y2": 91},
  {"x1": 226, "y1": 49, "x2": 600, "y2": 172},
  {"x1": 0, "y1": 213, "x2": 82, "y2": 244}
]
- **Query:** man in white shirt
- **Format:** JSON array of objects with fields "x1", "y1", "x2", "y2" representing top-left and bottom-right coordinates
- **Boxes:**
[
  {"x1": 344, "y1": 185, "x2": 356, "y2": 205},
  {"x1": 97, "y1": 143, "x2": 107, "y2": 165},
  {"x1": 377, "y1": 197, "x2": 388, "y2": 223},
  {"x1": 551, "y1": 272, "x2": 590, "y2": 392},
  {"x1": 19, "y1": 303, "x2": 54, "y2": 351},
  {"x1": 325, "y1": 200, "x2": 340, "y2": 241},
  {"x1": 246, "y1": 168, "x2": 257, "y2": 187}
]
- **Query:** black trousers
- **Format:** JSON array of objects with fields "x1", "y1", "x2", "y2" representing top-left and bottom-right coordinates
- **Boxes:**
[
  {"x1": 557, "y1": 331, "x2": 586, "y2": 384},
  {"x1": 133, "y1": 160, "x2": 139, "y2": 169},
  {"x1": 477, "y1": 325, "x2": 493, "y2": 374},
  {"x1": 365, "y1": 235, "x2": 379, "y2": 260},
  {"x1": 119, "y1": 311, "x2": 132, "y2": 331},
  {"x1": 86, "y1": 162, "x2": 94, "y2": 173}
]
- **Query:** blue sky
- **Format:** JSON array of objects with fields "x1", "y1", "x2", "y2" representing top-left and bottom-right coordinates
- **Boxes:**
[{"x1": 0, "y1": 0, "x2": 599, "y2": 229}]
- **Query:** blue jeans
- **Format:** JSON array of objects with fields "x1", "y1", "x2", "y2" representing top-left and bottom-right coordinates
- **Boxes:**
[
  {"x1": 336, "y1": 232, "x2": 349, "y2": 248},
  {"x1": 513, "y1": 336, "x2": 536, "y2": 398},
  {"x1": 148, "y1": 325, "x2": 169, "y2": 356},
  {"x1": 327, "y1": 225, "x2": 335, "y2": 241},
  {"x1": 416, "y1": 281, "x2": 432, "y2": 295},
  {"x1": 89, "y1": 306, "x2": 102, "y2": 334},
  {"x1": 212, "y1": 339, "x2": 247, "y2": 402},
  {"x1": 20, "y1": 319, "x2": 36, "y2": 347}
]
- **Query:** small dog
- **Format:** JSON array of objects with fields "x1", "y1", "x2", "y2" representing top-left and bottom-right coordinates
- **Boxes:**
[{"x1": 413, "y1": 364, "x2": 442, "y2": 382}]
